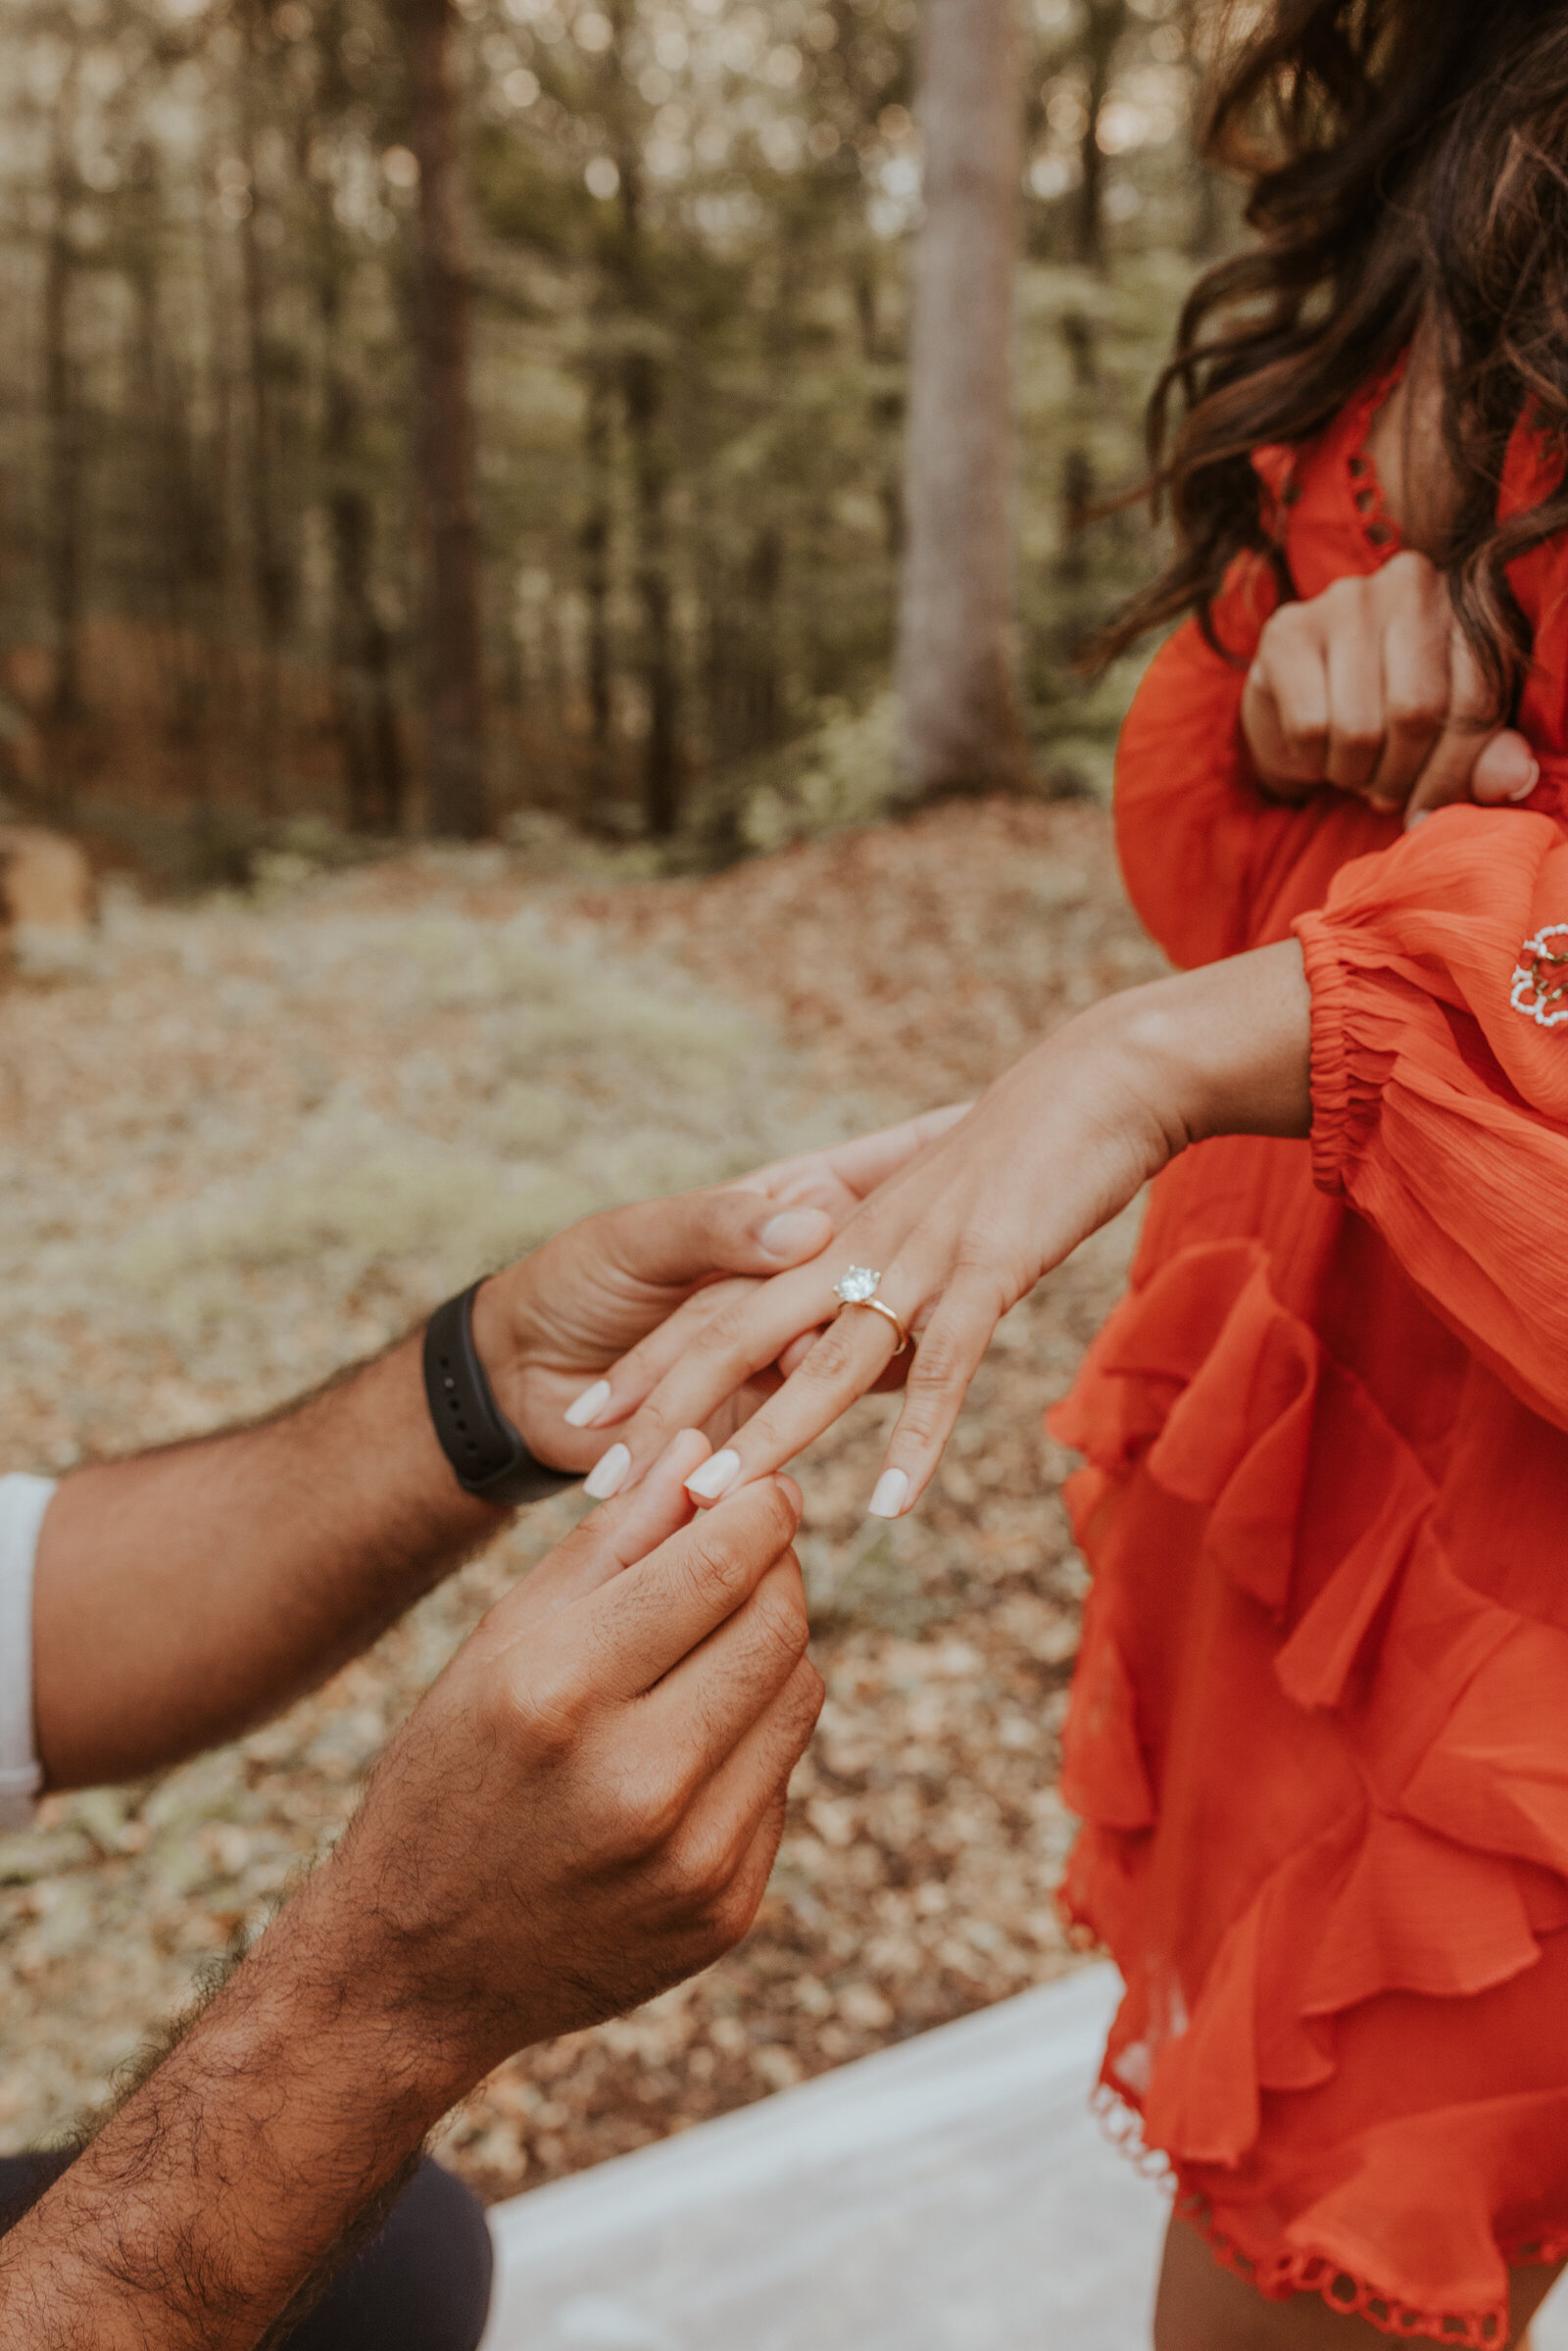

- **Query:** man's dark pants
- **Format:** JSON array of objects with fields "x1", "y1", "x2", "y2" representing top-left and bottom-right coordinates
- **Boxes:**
[{"x1": 0, "y1": 2148, "x2": 493, "y2": 2348}]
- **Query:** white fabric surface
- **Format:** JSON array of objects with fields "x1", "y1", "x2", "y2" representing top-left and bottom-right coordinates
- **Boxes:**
[{"x1": 0, "y1": 1474, "x2": 52, "y2": 1830}]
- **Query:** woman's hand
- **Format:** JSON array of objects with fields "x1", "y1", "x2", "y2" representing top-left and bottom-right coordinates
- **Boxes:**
[
  {"x1": 479, "y1": 1105, "x2": 968, "y2": 1478},
  {"x1": 575, "y1": 945, "x2": 1313, "y2": 1514},
  {"x1": 1242, "y1": 550, "x2": 1538, "y2": 827}
]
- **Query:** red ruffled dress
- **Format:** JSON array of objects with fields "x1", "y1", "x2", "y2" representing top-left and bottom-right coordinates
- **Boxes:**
[{"x1": 1050, "y1": 368, "x2": 1568, "y2": 2341}]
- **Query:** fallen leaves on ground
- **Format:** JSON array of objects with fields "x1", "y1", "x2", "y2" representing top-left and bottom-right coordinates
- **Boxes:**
[{"x1": 0, "y1": 797, "x2": 1165, "y2": 2195}]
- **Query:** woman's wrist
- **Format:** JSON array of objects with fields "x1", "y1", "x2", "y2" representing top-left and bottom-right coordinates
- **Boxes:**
[{"x1": 1101, "y1": 942, "x2": 1314, "y2": 1152}]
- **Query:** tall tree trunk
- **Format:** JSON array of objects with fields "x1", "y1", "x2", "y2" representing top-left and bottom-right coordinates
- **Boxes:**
[
  {"x1": 312, "y1": 2, "x2": 406, "y2": 833},
  {"x1": 894, "y1": 0, "x2": 1029, "y2": 804},
  {"x1": 623, "y1": 335, "x2": 678, "y2": 836},
  {"x1": 43, "y1": 69, "x2": 85, "y2": 808},
  {"x1": 580, "y1": 362, "x2": 614, "y2": 797},
  {"x1": 1073, "y1": 0, "x2": 1128, "y2": 273},
  {"x1": 854, "y1": 267, "x2": 904, "y2": 563},
  {"x1": 391, "y1": 0, "x2": 487, "y2": 837},
  {"x1": 236, "y1": 35, "x2": 288, "y2": 819},
  {"x1": 1179, "y1": 1, "x2": 1225, "y2": 259}
]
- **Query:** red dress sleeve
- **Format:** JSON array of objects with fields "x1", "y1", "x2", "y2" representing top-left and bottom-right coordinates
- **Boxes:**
[{"x1": 1297, "y1": 805, "x2": 1568, "y2": 1430}]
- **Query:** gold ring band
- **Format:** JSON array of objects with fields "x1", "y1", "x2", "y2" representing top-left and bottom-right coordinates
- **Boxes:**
[{"x1": 837, "y1": 1295, "x2": 912, "y2": 1355}]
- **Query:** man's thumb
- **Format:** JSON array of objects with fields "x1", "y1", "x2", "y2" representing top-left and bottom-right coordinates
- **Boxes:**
[
  {"x1": 754, "y1": 1204, "x2": 833, "y2": 1264},
  {"x1": 616, "y1": 1187, "x2": 834, "y2": 1287},
  {"x1": 692, "y1": 1184, "x2": 834, "y2": 1270}
]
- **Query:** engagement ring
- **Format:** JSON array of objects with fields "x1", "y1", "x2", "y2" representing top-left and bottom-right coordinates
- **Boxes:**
[{"x1": 832, "y1": 1266, "x2": 911, "y2": 1354}]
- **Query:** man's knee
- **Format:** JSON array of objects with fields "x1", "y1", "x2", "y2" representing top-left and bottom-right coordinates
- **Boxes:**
[{"x1": 275, "y1": 2157, "x2": 494, "y2": 2351}]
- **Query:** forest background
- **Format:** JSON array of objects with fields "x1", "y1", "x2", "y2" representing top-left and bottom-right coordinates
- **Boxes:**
[{"x1": 0, "y1": 0, "x2": 1238, "y2": 881}]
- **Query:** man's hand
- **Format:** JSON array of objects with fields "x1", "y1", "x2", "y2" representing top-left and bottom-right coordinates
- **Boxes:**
[
  {"x1": 475, "y1": 1108, "x2": 968, "y2": 1477},
  {"x1": 1241, "y1": 550, "x2": 1539, "y2": 827},
  {"x1": 34, "y1": 1112, "x2": 957, "y2": 1788},
  {"x1": 321, "y1": 1429, "x2": 820, "y2": 2065},
  {"x1": 0, "y1": 1435, "x2": 820, "y2": 2349}
]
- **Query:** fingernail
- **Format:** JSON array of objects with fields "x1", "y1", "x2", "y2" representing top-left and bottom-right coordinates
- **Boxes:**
[
  {"x1": 584, "y1": 1444, "x2": 630, "y2": 1501},
  {"x1": 685, "y1": 1448, "x2": 741, "y2": 1501},
  {"x1": 868, "y1": 1468, "x2": 908, "y2": 1520},
  {"x1": 1406, "y1": 810, "x2": 1430, "y2": 829},
  {"x1": 1507, "y1": 759, "x2": 1542, "y2": 804},
  {"x1": 760, "y1": 1209, "x2": 825, "y2": 1261},
  {"x1": 564, "y1": 1379, "x2": 612, "y2": 1428}
]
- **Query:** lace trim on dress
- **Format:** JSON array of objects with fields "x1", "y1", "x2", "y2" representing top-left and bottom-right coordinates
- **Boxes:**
[{"x1": 1083, "y1": 2055, "x2": 1568, "y2": 2345}]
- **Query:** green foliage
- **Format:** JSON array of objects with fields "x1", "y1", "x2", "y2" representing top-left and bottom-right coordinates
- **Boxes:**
[{"x1": 0, "y1": 0, "x2": 1229, "y2": 850}]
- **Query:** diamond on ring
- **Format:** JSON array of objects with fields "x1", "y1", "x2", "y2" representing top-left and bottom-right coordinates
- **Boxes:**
[{"x1": 834, "y1": 1266, "x2": 882, "y2": 1305}]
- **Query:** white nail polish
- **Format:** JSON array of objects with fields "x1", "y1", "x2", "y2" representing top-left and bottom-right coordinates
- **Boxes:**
[
  {"x1": 564, "y1": 1379, "x2": 612, "y2": 1429},
  {"x1": 685, "y1": 1448, "x2": 741, "y2": 1502},
  {"x1": 584, "y1": 1444, "x2": 630, "y2": 1501},
  {"x1": 868, "y1": 1468, "x2": 908, "y2": 1520}
]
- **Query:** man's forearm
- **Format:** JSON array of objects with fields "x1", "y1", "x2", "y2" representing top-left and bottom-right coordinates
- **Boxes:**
[
  {"x1": 0, "y1": 1880, "x2": 472, "y2": 2351},
  {"x1": 32, "y1": 1333, "x2": 502, "y2": 1788}
]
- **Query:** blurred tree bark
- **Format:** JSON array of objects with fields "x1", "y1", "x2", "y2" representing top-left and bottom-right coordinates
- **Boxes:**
[
  {"x1": 389, "y1": 0, "x2": 487, "y2": 837},
  {"x1": 43, "y1": 60, "x2": 85, "y2": 802},
  {"x1": 1074, "y1": 0, "x2": 1129, "y2": 273},
  {"x1": 894, "y1": 0, "x2": 1030, "y2": 804},
  {"x1": 237, "y1": 2, "x2": 288, "y2": 818},
  {"x1": 312, "y1": 0, "x2": 405, "y2": 834},
  {"x1": 580, "y1": 359, "x2": 614, "y2": 792}
]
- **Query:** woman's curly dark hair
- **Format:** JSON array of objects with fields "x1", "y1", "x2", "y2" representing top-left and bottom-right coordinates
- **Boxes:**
[{"x1": 1097, "y1": 0, "x2": 1568, "y2": 715}]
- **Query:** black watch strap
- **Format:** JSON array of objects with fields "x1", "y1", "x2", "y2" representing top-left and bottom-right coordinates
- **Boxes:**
[{"x1": 423, "y1": 1283, "x2": 581, "y2": 1510}]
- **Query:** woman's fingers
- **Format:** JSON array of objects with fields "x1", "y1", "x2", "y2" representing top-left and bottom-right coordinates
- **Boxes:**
[
  {"x1": 1243, "y1": 607, "x2": 1330, "y2": 791},
  {"x1": 1402, "y1": 622, "x2": 1501, "y2": 825},
  {"x1": 740, "y1": 1104, "x2": 971, "y2": 1217},
  {"x1": 584, "y1": 1260, "x2": 849, "y2": 1498},
  {"x1": 1321, "y1": 586, "x2": 1385, "y2": 797},
  {"x1": 1367, "y1": 572, "x2": 1449, "y2": 806},
  {"x1": 566, "y1": 1277, "x2": 761, "y2": 1434},
  {"x1": 865, "y1": 1277, "x2": 1003, "y2": 1516},
  {"x1": 1240, "y1": 551, "x2": 1544, "y2": 820},
  {"x1": 680, "y1": 1292, "x2": 908, "y2": 1504},
  {"x1": 1469, "y1": 726, "x2": 1541, "y2": 807}
]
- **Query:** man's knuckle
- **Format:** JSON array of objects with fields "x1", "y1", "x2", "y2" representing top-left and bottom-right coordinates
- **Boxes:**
[
  {"x1": 669, "y1": 1819, "x2": 739, "y2": 1909},
  {"x1": 679, "y1": 1524, "x2": 745, "y2": 1607},
  {"x1": 615, "y1": 1765, "x2": 688, "y2": 1856},
  {"x1": 750, "y1": 1478, "x2": 800, "y2": 1549},
  {"x1": 754, "y1": 1583, "x2": 810, "y2": 1668},
  {"x1": 501, "y1": 1660, "x2": 586, "y2": 1759},
  {"x1": 783, "y1": 1655, "x2": 827, "y2": 1736}
]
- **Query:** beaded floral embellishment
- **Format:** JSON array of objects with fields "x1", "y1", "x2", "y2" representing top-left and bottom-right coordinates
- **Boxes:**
[{"x1": 1511, "y1": 926, "x2": 1568, "y2": 1027}]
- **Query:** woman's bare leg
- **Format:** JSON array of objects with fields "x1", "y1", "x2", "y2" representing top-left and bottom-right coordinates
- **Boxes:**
[{"x1": 1152, "y1": 2212, "x2": 1564, "y2": 2351}]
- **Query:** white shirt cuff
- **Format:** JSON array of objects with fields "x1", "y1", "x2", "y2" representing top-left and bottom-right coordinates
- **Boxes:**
[{"x1": 0, "y1": 1474, "x2": 53, "y2": 1831}]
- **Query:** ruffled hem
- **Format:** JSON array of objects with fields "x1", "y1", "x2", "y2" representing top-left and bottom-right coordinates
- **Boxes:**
[
  {"x1": 1049, "y1": 1235, "x2": 1568, "y2": 2337},
  {"x1": 1083, "y1": 2068, "x2": 1568, "y2": 2345}
]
